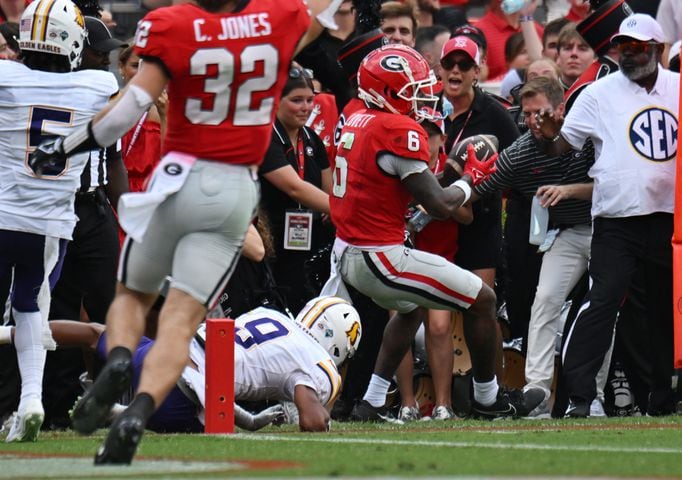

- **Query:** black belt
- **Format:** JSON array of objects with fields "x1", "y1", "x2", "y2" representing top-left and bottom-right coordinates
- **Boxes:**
[{"x1": 554, "y1": 222, "x2": 591, "y2": 230}]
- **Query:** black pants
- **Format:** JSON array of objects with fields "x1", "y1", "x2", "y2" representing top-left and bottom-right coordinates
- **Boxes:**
[
  {"x1": 502, "y1": 194, "x2": 543, "y2": 344},
  {"x1": 562, "y1": 214, "x2": 674, "y2": 405},
  {"x1": 43, "y1": 191, "x2": 120, "y2": 428}
]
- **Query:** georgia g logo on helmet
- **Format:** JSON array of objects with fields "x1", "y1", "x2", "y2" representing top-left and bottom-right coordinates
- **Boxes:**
[{"x1": 379, "y1": 54, "x2": 408, "y2": 73}]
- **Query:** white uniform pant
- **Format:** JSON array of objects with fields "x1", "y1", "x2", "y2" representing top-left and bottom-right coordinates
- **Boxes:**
[{"x1": 524, "y1": 224, "x2": 613, "y2": 400}]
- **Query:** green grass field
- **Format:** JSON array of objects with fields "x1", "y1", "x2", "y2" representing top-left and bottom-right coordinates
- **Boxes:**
[{"x1": 1, "y1": 415, "x2": 682, "y2": 478}]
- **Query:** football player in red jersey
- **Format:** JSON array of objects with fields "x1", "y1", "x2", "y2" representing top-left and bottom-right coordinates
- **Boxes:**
[
  {"x1": 29, "y1": 0, "x2": 347, "y2": 466},
  {"x1": 323, "y1": 44, "x2": 544, "y2": 422}
]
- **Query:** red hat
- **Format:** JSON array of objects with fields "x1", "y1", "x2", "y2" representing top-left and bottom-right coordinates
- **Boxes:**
[{"x1": 440, "y1": 36, "x2": 480, "y2": 66}]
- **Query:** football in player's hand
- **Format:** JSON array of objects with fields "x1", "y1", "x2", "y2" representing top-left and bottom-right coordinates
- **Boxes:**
[{"x1": 448, "y1": 134, "x2": 499, "y2": 168}]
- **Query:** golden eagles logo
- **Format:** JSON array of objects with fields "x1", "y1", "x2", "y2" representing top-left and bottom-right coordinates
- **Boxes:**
[
  {"x1": 74, "y1": 6, "x2": 84, "y2": 29},
  {"x1": 346, "y1": 321, "x2": 360, "y2": 346}
]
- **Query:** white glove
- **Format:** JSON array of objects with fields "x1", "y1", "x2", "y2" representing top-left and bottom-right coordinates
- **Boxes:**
[{"x1": 234, "y1": 404, "x2": 285, "y2": 432}]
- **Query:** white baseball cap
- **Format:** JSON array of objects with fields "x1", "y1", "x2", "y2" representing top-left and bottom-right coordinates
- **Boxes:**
[{"x1": 610, "y1": 13, "x2": 665, "y2": 44}]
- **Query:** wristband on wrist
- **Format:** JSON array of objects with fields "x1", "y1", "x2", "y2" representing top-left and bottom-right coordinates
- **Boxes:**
[
  {"x1": 542, "y1": 133, "x2": 562, "y2": 144},
  {"x1": 63, "y1": 121, "x2": 101, "y2": 155},
  {"x1": 452, "y1": 179, "x2": 472, "y2": 204},
  {"x1": 519, "y1": 15, "x2": 534, "y2": 22}
]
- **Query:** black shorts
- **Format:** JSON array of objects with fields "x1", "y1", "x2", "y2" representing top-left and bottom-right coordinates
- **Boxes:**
[{"x1": 455, "y1": 193, "x2": 502, "y2": 271}]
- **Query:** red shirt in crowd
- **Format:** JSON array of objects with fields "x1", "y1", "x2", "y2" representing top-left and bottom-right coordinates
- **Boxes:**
[{"x1": 474, "y1": 10, "x2": 543, "y2": 80}]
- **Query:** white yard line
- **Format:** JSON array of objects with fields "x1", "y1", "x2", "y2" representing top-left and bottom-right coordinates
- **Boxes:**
[{"x1": 233, "y1": 433, "x2": 682, "y2": 454}]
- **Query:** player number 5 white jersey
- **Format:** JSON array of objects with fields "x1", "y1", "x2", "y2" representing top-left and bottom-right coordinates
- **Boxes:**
[{"x1": 0, "y1": 61, "x2": 118, "y2": 239}]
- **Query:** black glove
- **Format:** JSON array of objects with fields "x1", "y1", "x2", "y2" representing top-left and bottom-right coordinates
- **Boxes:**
[{"x1": 28, "y1": 136, "x2": 67, "y2": 176}]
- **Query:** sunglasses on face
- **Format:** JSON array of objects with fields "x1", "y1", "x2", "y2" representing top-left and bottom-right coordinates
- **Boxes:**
[
  {"x1": 614, "y1": 41, "x2": 656, "y2": 55},
  {"x1": 289, "y1": 67, "x2": 314, "y2": 79},
  {"x1": 440, "y1": 56, "x2": 476, "y2": 72}
]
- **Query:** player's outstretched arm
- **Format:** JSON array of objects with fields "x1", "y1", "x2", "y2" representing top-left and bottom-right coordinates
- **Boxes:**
[
  {"x1": 29, "y1": 60, "x2": 168, "y2": 175},
  {"x1": 0, "y1": 321, "x2": 104, "y2": 350},
  {"x1": 234, "y1": 404, "x2": 285, "y2": 432},
  {"x1": 294, "y1": 384, "x2": 330, "y2": 432}
]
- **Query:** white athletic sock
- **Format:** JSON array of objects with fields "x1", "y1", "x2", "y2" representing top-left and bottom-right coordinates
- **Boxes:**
[
  {"x1": 13, "y1": 309, "x2": 47, "y2": 405},
  {"x1": 363, "y1": 374, "x2": 391, "y2": 407},
  {"x1": 473, "y1": 377, "x2": 499, "y2": 406}
]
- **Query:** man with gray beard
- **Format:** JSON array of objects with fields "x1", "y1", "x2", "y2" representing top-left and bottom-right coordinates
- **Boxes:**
[{"x1": 536, "y1": 13, "x2": 679, "y2": 417}]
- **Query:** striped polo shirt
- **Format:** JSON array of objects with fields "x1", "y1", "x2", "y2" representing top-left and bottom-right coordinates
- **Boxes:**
[{"x1": 475, "y1": 131, "x2": 594, "y2": 226}]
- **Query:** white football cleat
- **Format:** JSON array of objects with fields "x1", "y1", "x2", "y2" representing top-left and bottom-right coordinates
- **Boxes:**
[{"x1": 6, "y1": 398, "x2": 44, "y2": 442}]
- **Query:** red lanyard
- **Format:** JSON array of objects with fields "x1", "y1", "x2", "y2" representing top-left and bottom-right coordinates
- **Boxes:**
[
  {"x1": 295, "y1": 134, "x2": 305, "y2": 180},
  {"x1": 451, "y1": 109, "x2": 473, "y2": 148}
]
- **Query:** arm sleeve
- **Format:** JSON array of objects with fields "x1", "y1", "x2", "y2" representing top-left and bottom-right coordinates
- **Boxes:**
[{"x1": 377, "y1": 153, "x2": 429, "y2": 179}]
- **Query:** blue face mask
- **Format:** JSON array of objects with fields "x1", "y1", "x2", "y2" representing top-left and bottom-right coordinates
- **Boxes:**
[{"x1": 441, "y1": 96, "x2": 453, "y2": 118}]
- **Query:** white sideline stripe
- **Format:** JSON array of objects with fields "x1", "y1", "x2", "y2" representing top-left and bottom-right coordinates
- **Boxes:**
[{"x1": 233, "y1": 433, "x2": 682, "y2": 454}]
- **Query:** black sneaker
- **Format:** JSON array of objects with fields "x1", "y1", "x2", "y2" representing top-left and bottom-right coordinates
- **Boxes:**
[
  {"x1": 564, "y1": 399, "x2": 590, "y2": 418},
  {"x1": 70, "y1": 358, "x2": 132, "y2": 435},
  {"x1": 349, "y1": 400, "x2": 404, "y2": 424},
  {"x1": 472, "y1": 387, "x2": 545, "y2": 419},
  {"x1": 94, "y1": 414, "x2": 145, "y2": 465}
]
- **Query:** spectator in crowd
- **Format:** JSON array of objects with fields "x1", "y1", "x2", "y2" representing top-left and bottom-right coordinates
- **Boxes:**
[
  {"x1": 500, "y1": 31, "x2": 531, "y2": 100},
  {"x1": 565, "y1": 0, "x2": 591, "y2": 22},
  {"x1": 322, "y1": 44, "x2": 543, "y2": 422},
  {"x1": 453, "y1": 23, "x2": 491, "y2": 81},
  {"x1": 296, "y1": 0, "x2": 356, "y2": 111},
  {"x1": 473, "y1": 0, "x2": 543, "y2": 80},
  {"x1": 0, "y1": 0, "x2": 118, "y2": 442},
  {"x1": 118, "y1": 45, "x2": 167, "y2": 194},
  {"x1": 542, "y1": 17, "x2": 571, "y2": 60},
  {"x1": 537, "y1": 14, "x2": 679, "y2": 417},
  {"x1": 381, "y1": 1, "x2": 418, "y2": 47},
  {"x1": 42, "y1": 0, "x2": 340, "y2": 465},
  {"x1": 41, "y1": 15, "x2": 130, "y2": 430},
  {"x1": 555, "y1": 23, "x2": 595, "y2": 90},
  {"x1": 440, "y1": 37, "x2": 520, "y2": 336},
  {"x1": 564, "y1": 0, "x2": 632, "y2": 111},
  {"x1": 259, "y1": 68, "x2": 334, "y2": 314},
  {"x1": 0, "y1": 21, "x2": 18, "y2": 59},
  {"x1": 415, "y1": 24, "x2": 451, "y2": 74}
]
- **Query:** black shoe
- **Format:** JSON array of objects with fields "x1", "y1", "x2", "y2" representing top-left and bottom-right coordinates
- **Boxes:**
[
  {"x1": 71, "y1": 358, "x2": 132, "y2": 435},
  {"x1": 646, "y1": 389, "x2": 676, "y2": 417},
  {"x1": 94, "y1": 414, "x2": 145, "y2": 465},
  {"x1": 349, "y1": 400, "x2": 403, "y2": 424},
  {"x1": 472, "y1": 387, "x2": 545, "y2": 419},
  {"x1": 564, "y1": 399, "x2": 590, "y2": 418},
  {"x1": 330, "y1": 397, "x2": 353, "y2": 422}
]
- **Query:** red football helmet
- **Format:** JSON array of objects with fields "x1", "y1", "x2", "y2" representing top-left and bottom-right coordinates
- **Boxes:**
[{"x1": 357, "y1": 44, "x2": 437, "y2": 121}]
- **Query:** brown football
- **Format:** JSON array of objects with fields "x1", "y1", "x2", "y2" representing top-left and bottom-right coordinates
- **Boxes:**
[{"x1": 448, "y1": 134, "x2": 499, "y2": 168}]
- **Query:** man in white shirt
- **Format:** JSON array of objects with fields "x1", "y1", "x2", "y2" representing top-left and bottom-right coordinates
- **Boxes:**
[
  {"x1": 0, "y1": 0, "x2": 118, "y2": 442},
  {"x1": 537, "y1": 13, "x2": 679, "y2": 417}
]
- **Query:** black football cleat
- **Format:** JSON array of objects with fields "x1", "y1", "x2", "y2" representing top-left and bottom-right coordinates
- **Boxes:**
[
  {"x1": 472, "y1": 387, "x2": 545, "y2": 419},
  {"x1": 70, "y1": 357, "x2": 132, "y2": 435},
  {"x1": 564, "y1": 399, "x2": 591, "y2": 418},
  {"x1": 349, "y1": 400, "x2": 404, "y2": 424},
  {"x1": 94, "y1": 414, "x2": 145, "y2": 465}
]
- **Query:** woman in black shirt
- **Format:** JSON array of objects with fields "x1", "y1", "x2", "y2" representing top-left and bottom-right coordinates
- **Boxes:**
[{"x1": 258, "y1": 68, "x2": 334, "y2": 314}]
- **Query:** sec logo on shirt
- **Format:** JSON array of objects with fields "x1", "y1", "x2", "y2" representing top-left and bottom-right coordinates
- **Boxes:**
[{"x1": 629, "y1": 107, "x2": 678, "y2": 162}]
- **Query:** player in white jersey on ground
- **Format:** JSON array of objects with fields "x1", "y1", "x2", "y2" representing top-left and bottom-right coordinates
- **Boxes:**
[
  {"x1": 0, "y1": 296, "x2": 361, "y2": 433},
  {"x1": 0, "y1": 0, "x2": 118, "y2": 442}
]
